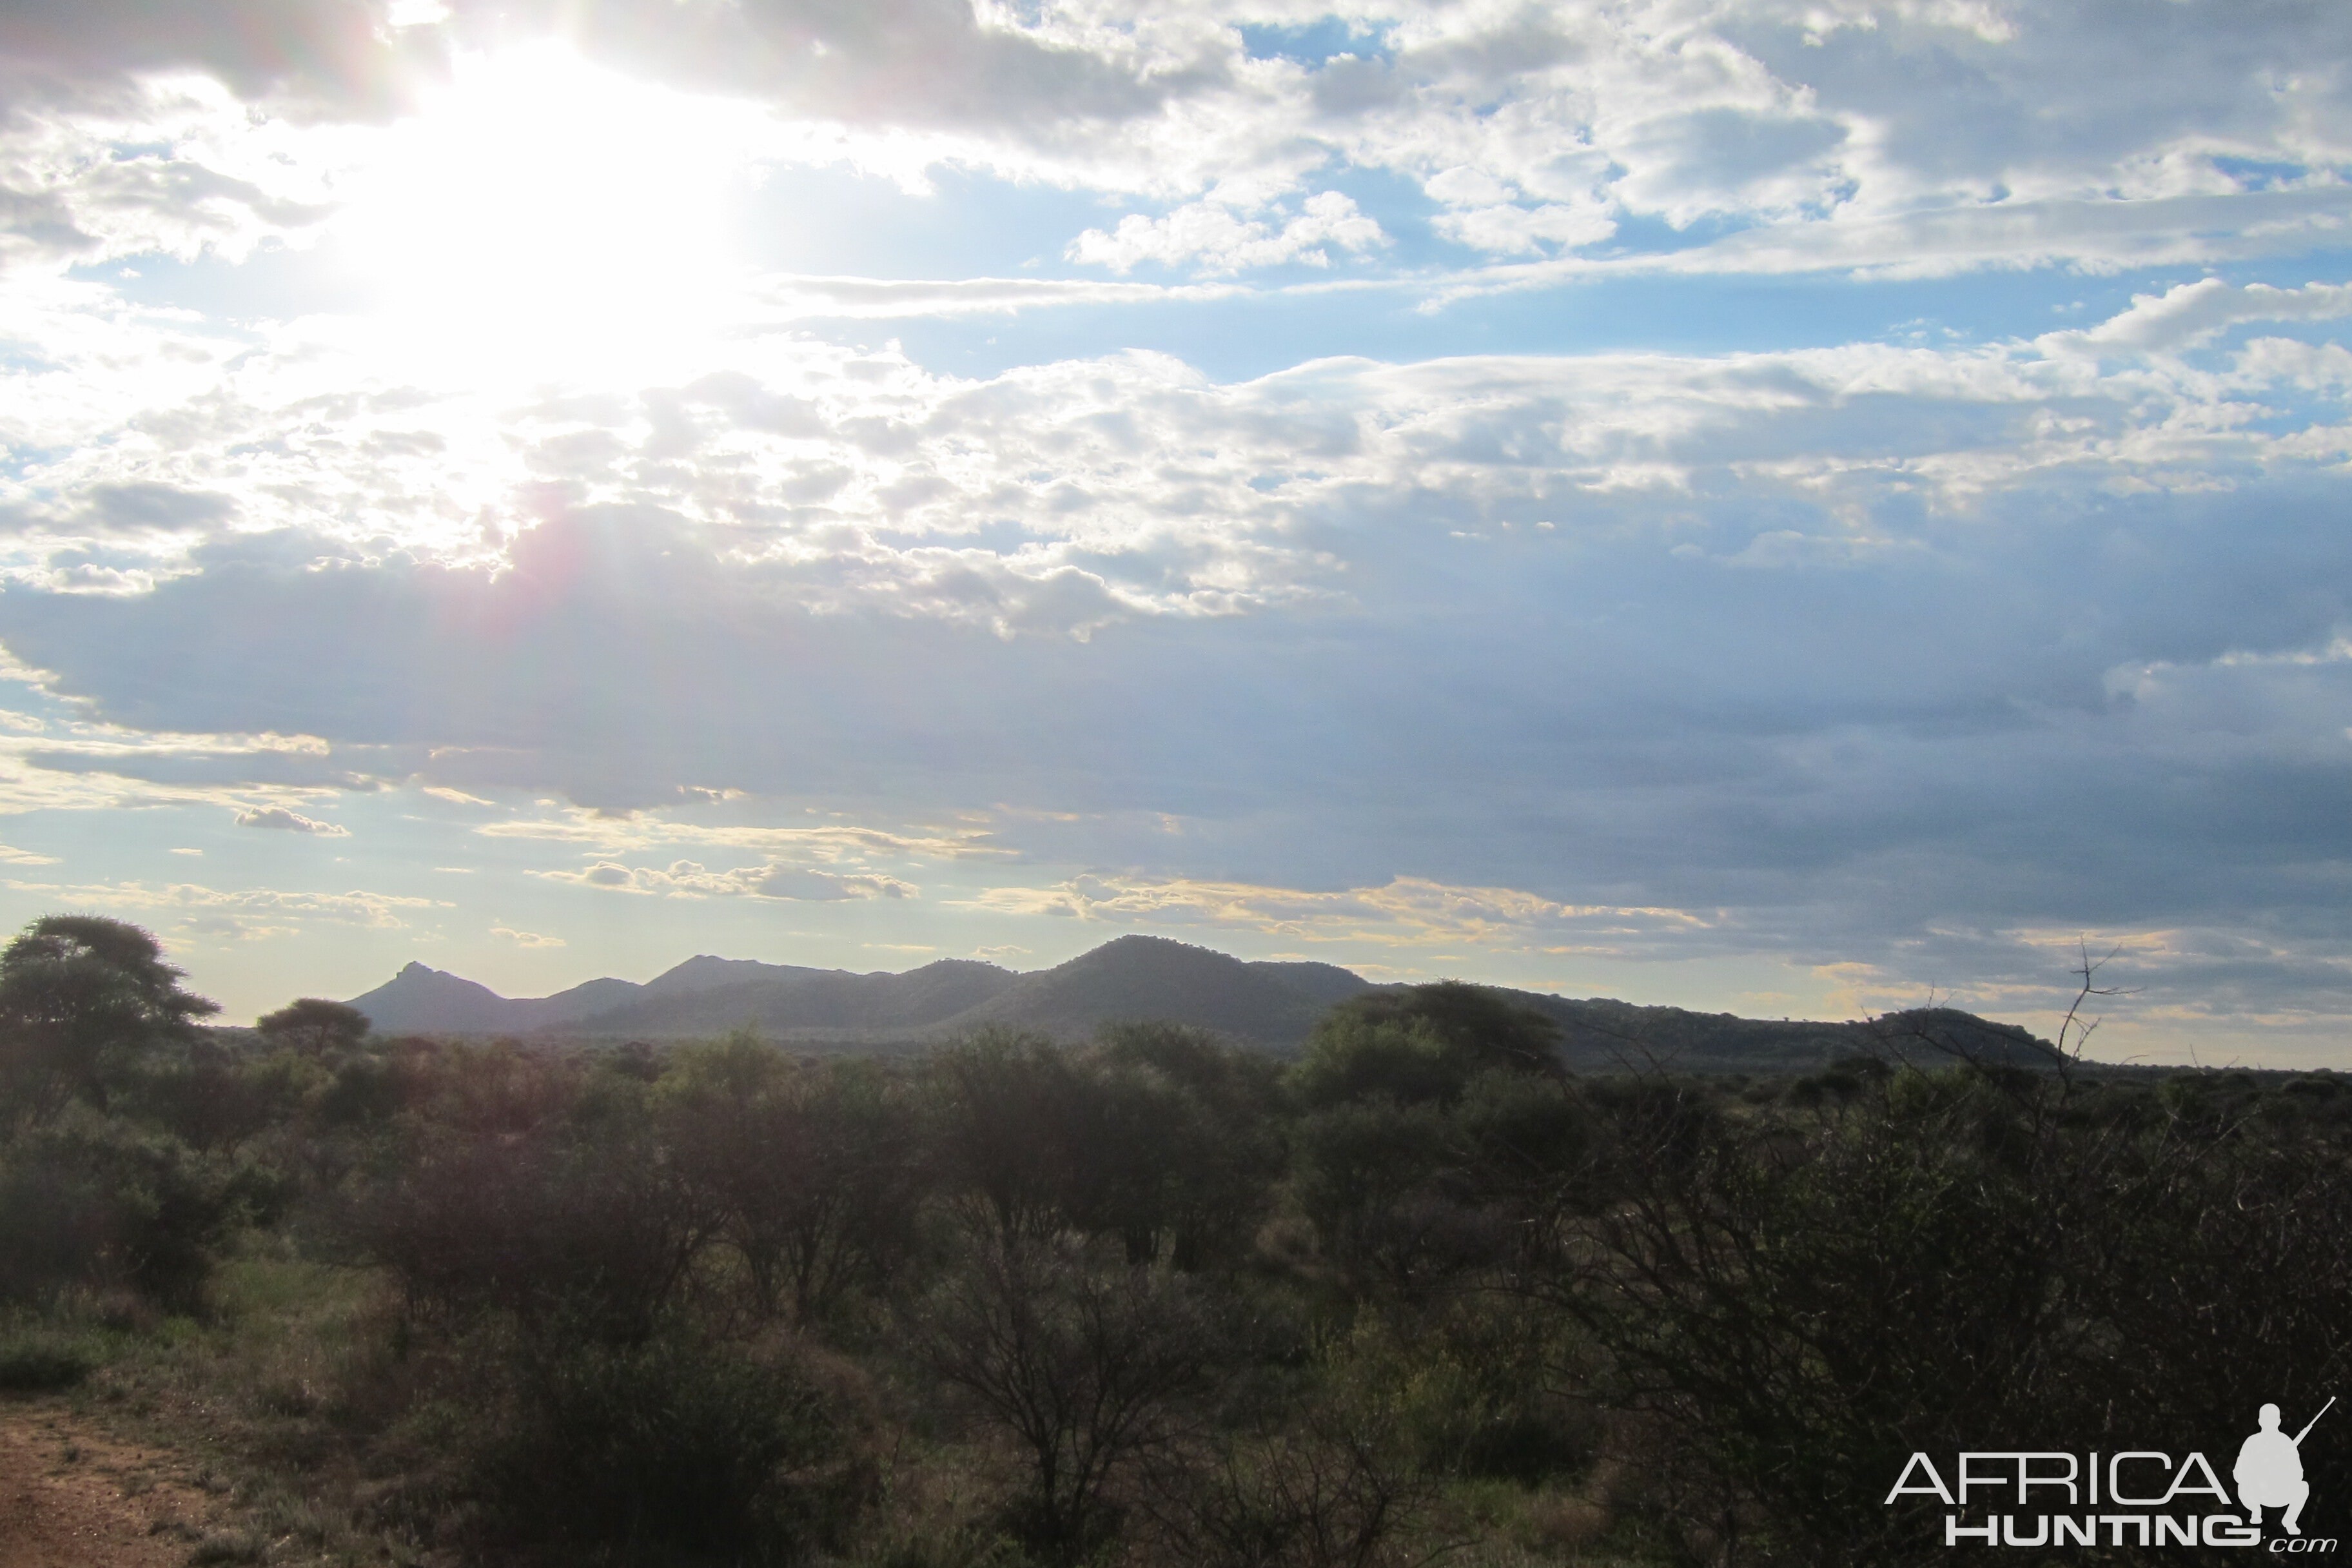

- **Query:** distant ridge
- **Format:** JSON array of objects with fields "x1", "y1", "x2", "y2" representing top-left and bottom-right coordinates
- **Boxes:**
[
  {"x1": 346, "y1": 937, "x2": 1356, "y2": 1046},
  {"x1": 344, "y1": 936, "x2": 2054, "y2": 1068},
  {"x1": 945, "y1": 936, "x2": 1364, "y2": 1044}
]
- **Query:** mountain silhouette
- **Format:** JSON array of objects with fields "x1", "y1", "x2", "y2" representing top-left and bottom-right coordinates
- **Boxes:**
[
  {"x1": 942, "y1": 935, "x2": 1366, "y2": 1043},
  {"x1": 344, "y1": 936, "x2": 2053, "y2": 1067}
]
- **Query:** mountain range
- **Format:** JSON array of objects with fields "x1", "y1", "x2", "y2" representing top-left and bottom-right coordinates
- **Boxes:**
[{"x1": 344, "y1": 934, "x2": 2055, "y2": 1071}]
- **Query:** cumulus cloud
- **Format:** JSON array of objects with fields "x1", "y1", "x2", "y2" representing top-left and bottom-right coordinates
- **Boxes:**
[
  {"x1": 235, "y1": 805, "x2": 349, "y2": 834},
  {"x1": 490, "y1": 925, "x2": 564, "y2": 946},
  {"x1": 1429, "y1": 200, "x2": 1615, "y2": 257},
  {"x1": 2042, "y1": 279, "x2": 2352, "y2": 357},
  {"x1": 14, "y1": 300, "x2": 2330, "y2": 658},
  {"x1": 0, "y1": 72, "x2": 349, "y2": 275},
  {"x1": 2, "y1": 1, "x2": 2351, "y2": 1050},
  {"x1": 0, "y1": 0, "x2": 2342, "y2": 289},
  {"x1": 1070, "y1": 191, "x2": 1385, "y2": 273}
]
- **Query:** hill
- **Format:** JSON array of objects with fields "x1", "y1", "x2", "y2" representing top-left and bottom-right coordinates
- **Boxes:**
[
  {"x1": 346, "y1": 937, "x2": 1357, "y2": 1046},
  {"x1": 940, "y1": 935, "x2": 1369, "y2": 1044},
  {"x1": 343, "y1": 936, "x2": 2054, "y2": 1068},
  {"x1": 1517, "y1": 995, "x2": 2059, "y2": 1073}
]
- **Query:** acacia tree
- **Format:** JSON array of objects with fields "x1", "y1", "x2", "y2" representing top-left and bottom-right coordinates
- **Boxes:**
[
  {"x1": 665, "y1": 1041, "x2": 927, "y2": 1326},
  {"x1": 915, "y1": 1237, "x2": 1226, "y2": 1560},
  {"x1": 255, "y1": 997, "x2": 371, "y2": 1059},
  {"x1": 0, "y1": 915, "x2": 219, "y2": 1121}
]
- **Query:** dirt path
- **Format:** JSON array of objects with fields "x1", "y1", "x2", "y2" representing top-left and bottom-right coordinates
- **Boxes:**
[{"x1": 0, "y1": 1395, "x2": 240, "y2": 1568}]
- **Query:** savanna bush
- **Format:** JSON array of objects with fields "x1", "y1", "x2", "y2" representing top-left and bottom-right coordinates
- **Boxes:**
[
  {"x1": 354, "y1": 1120, "x2": 701, "y2": 1343},
  {"x1": 466, "y1": 1326, "x2": 874, "y2": 1564},
  {"x1": 0, "y1": 1109, "x2": 242, "y2": 1311}
]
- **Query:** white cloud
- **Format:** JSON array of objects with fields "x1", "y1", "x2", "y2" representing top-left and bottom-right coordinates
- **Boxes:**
[
  {"x1": 2041, "y1": 279, "x2": 2352, "y2": 358},
  {"x1": 0, "y1": 73, "x2": 347, "y2": 276},
  {"x1": 0, "y1": 0, "x2": 2346, "y2": 292},
  {"x1": 749, "y1": 272, "x2": 1246, "y2": 320},
  {"x1": 0, "y1": 877, "x2": 446, "y2": 930},
  {"x1": 2, "y1": 1, "x2": 2351, "y2": 1054},
  {"x1": 1430, "y1": 201, "x2": 1616, "y2": 256},
  {"x1": 959, "y1": 873, "x2": 1712, "y2": 956},
  {"x1": 235, "y1": 805, "x2": 349, "y2": 835},
  {"x1": 476, "y1": 808, "x2": 995, "y2": 860},
  {"x1": 534, "y1": 858, "x2": 919, "y2": 901},
  {"x1": 1070, "y1": 191, "x2": 1386, "y2": 273},
  {"x1": 0, "y1": 309, "x2": 2271, "y2": 649},
  {"x1": 491, "y1": 925, "x2": 565, "y2": 947}
]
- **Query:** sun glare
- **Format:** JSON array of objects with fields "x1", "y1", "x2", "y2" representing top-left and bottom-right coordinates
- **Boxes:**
[{"x1": 338, "y1": 46, "x2": 758, "y2": 383}]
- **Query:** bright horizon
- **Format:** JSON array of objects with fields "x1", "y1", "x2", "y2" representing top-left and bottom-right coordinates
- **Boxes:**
[{"x1": 2, "y1": 1, "x2": 2351, "y2": 1064}]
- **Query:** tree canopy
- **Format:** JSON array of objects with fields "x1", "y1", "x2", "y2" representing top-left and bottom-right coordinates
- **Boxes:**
[
  {"x1": 0, "y1": 914, "x2": 218, "y2": 1119},
  {"x1": 255, "y1": 997, "x2": 371, "y2": 1059}
]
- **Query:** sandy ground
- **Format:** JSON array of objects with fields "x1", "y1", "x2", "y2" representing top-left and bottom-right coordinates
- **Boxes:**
[{"x1": 0, "y1": 1395, "x2": 239, "y2": 1568}]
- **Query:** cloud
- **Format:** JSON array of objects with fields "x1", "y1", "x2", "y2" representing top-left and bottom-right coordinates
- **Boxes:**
[
  {"x1": 0, "y1": 877, "x2": 445, "y2": 930},
  {"x1": 2042, "y1": 279, "x2": 2352, "y2": 357},
  {"x1": 0, "y1": 73, "x2": 349, "y2": 275},
  {"x1": 0, "y1": 1, "x2": 2349, "y2": 1052},
  {"x1": 74, "y1": 483, "x2": 237, "y2": 534},
  {"x1": 749, "y1": 273, "x2": 1246, "y2": 320},
  {"x1": 752, "y1": 866, "x2": 917, "y2": 901},
  {"x1": 491, "y1": 925, "x2": 565, "y2": 947},
  {"x1": 1069, "y1": 191, "x2": 1385, "y2": 274},
  {"x1": 534, "y1": 858, "x2": 919, "y2": 901},
  {"x1": 0, "y1": 0, "x2": 2342, "y2": 291},
  {"x1": 476, "y1": 808, "x2": 995, "y2": 861},
  {"x1": 1429, "y1": 200, "x2": 1615, "y2": 257},
  {"x1": 959, "y1": 874, "x2": 1714, "y2": 956},
  {"x1": 235, "y1": 805, "x2": 349, "y2": 835},
  {"x1": 0, "y1": 1, "x2": 427, "y2": 112}
]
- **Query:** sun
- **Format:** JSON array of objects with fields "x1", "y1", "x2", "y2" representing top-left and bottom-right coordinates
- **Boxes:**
[{"x1": 336, "y1": 45, "x2": 761, "y2": 384}]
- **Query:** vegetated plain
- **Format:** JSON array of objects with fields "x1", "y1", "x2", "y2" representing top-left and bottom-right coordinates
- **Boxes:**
[{"x1": 1, "y1": 914, "x2": 2347, "y2": 1568}]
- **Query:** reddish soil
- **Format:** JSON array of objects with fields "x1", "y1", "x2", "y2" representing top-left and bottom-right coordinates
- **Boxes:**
[{"x1": 0, "y1": 1395, "x2": 237, "y2": 1568}]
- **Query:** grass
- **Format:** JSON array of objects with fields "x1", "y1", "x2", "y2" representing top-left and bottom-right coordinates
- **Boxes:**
[
  {"x1": 0, "y1": 1324, "x2": 99, "y2": 1391},
  {"x1": 6, "y1": 1239, "x2": 434, "y2": 1567},
  {"x1": 4, "y1": 1236, "x2": 1680, "y2": 1568}
]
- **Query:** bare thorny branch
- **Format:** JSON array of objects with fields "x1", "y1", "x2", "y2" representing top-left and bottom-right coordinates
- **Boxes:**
[{"x1": 2054, "y1": 936, "x2": 2137, "y2": 1064}]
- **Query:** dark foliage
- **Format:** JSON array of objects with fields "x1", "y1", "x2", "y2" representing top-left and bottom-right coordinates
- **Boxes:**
[
  {"x1": 255, "y1": 997, "x2": 372, "y2": 1059},
  {"x1": 914, "y1": 1235, "x2": 1229, "y2": 1560},
  {"x1": 0, "y1": 914, "x2": 219, "y2": 1122},
  {"x1": 664, "y1": 1038, "x2": 928, "y2": 1327},
  {"x1": 471, "y1": 1327, "x2": 872, "y2": 1564},
  {"x1": 0, "y1": 1108, "x2": 242, "y2": 1311},
  {"x1": 5, "y1": 936, "x2": 2348, "y2": 1568}
]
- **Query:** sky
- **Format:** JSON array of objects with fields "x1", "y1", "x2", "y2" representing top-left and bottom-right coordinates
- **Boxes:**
[{"x1": 0, "y1": 0, "x2": 2349, "y2": 1063}]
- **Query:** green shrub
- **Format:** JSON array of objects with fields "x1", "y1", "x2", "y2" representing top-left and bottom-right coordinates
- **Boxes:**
[
  {"x1": 0, "y1": 1324, "x2": 97, "y2": 1389},
  {"x1": 475, "y1": 1327, "x2": 873, "y2": 1563},
  {"x1": 0, "y1": 1111, "x2": 237, "y2": 1311},
  {"x1": 355, "y1": 1124, "x2": 700, "y2": 1343}
]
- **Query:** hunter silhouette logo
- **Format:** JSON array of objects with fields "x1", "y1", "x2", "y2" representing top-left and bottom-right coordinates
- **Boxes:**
[
  {"x1": 1885, "y1": 1397, "x2": 2338, "y2": 1550},
  {"x1": 2240, "y1": 1398, "x2": 2332, "y2": 1538}
]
